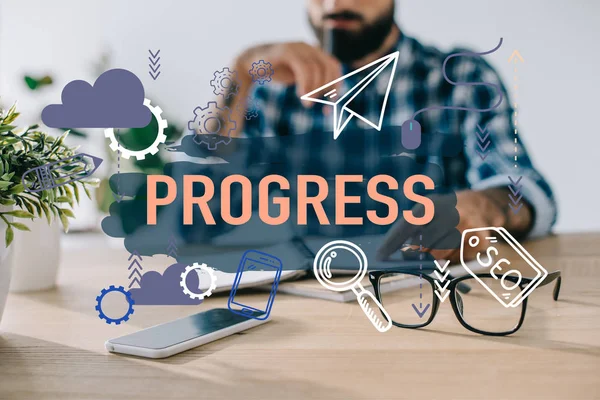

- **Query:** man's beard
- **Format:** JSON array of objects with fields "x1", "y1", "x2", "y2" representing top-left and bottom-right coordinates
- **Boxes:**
[{"x1": 310, "y1": 4, "x2": 396, "y2": 63}]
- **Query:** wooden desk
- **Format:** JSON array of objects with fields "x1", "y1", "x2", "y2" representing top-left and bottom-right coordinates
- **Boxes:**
[{"x1": 0, "y1": 233, "x2": 598, "y2": 400}]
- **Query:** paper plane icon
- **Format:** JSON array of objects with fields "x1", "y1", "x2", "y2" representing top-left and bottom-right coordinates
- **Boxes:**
[{"x1": 301, "y1": 51, "x2": 399, "y2": 139}]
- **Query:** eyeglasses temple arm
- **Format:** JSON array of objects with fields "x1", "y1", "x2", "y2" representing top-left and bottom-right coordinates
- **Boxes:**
[{"x1": 535, "y1": 271, "x2": 562, "y2": 301}]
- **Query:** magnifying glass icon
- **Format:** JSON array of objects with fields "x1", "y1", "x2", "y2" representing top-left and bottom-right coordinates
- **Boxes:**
[{"x1": 313, "y1": 240, "x2": 392, "y2": 333}]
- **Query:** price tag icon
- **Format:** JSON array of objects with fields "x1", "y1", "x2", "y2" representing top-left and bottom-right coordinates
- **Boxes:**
[{"x1": 460, "y1": 227, "x2": 548, "y2": 308}]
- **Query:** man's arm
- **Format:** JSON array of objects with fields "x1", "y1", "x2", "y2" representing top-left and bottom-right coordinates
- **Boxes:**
[
  {"x1": 377, "y1": 54, "x2": 557, "y2": 263},
  {"x1": 458, "y1": 56, "x2": 557, "y2": 239}
]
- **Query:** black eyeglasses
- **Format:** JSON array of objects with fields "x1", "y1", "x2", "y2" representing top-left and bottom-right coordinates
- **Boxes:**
[{"x1": 368, "y1": 269, "x2": 562, "y2": 336}]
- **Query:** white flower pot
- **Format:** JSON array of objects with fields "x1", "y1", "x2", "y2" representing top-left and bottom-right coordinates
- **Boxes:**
[
  {"x1": 9, "y1": 219, "x2": 61, "y2": 293},
  {"x1": 0, "y1": 205, "x2": 14, "y2": 326}
]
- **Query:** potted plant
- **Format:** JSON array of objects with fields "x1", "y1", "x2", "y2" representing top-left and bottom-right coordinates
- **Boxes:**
[{"x1": 0, "y1": 103, "x2": 98, "y2": 325}]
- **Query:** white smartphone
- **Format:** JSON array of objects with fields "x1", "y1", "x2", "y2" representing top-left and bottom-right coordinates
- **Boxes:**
[{"x1": 105, "y1": 308, "x2": 269, "y2": 359}]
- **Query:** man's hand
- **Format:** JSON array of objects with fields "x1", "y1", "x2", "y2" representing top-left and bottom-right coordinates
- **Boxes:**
[
  {"x1": 376, "y1": 189, "x2": 533, "y2": 263},
  {"x1": 235, "y1": 42, "x2": 342, "y2": 100},
  {"x1": 206, "y1": 42, "x2": 342, "y2": 143}
]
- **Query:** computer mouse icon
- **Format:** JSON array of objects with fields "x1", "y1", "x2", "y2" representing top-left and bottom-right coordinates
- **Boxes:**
[{"x1": 401, "y1": 119, "x2": 421, "y2": 150}]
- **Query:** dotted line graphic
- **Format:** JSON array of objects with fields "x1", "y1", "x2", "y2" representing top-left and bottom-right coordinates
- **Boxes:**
[
  {"x1": 508, "y1": 50, "x2": 524, "y2": 169},
  {"x1": 419, "y1": 234, "x2": 423, "y2": 307},
  {"x1": 116, "y1": 131, "x2": 120, "y2": 195},
  {"x1": 411, "y1": 234, "x2": 430, "y2": 318},
  {"x1": 513, "y1": 66, "x2": 519, "y2": 169},
  {"x1": 508, "y1": 50, "x2": 524, "y2": 214}
]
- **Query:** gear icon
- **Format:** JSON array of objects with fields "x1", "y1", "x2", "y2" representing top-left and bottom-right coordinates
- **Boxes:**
[
  {"x1": 104, "y1": 98, "x2": 168, "y2": 160},
  {"x1": 95, "y1": 285, "x2": 135, "y2": 325},
  {"x1": 180, "y1": 262, "x2": 217, "y2": 300},
  {"x1": 249, "y1": 60, "x2": 274, "y2": 85},
  {"x1": 188, "y1": 101, "x2": 237, "y2": 150},
  {"x1": 210, "y1": 67, "x2": 239, "y2": 98},
  {"x1": 236, "y1": 96, "x2": 259, "y2": 120}
]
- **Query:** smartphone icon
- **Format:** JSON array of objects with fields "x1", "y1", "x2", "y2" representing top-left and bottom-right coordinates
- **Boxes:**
[{"x1": 228, "y1": 250, "x2": 283, "y2": 320}]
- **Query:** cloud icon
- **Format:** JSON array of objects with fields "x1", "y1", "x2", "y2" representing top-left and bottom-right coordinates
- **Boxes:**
[
  {"x1": 129, "y1": 262, "x2": 204, "y2": 305},
  {"x1": 42, "y1": 68, "x2": 152, "y2": 128}
]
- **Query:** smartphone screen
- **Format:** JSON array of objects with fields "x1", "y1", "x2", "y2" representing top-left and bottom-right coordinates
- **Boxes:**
[
  {"x1": 229, "y1": 251, "x2": 282, "y2": 317},
  {"x1": 108, "y1": 308, "x2": 262, "y2": 350}
]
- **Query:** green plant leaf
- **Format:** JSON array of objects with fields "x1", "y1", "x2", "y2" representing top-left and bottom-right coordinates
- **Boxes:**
[
  {"x1": 48, "y1": 131, "x2": 69, "y2": 156},
  {"x1": 58, "y1": 208, "x2": 75, "y2": 218},
  {"x1": 58, "y1": 211, "x2": 69, "y2": 233},
  {"x1": 5, "y1": 225, "x2": 14, "y2": 247},
  {"x1": 5, "y1": 210, "x2": 35, "y2": 218},
  {"x1": 0, "y1": 125, "x2": 16, "y2": 133},
  {"x1": 10, "y1": 222, "x2": 30, "y2": 231},
  {"x1": 0, "y1": 102, "x2": 91, "y2": 241},
  {"x1": 7, "y1": 103, "x2": 17, "y2": 116},
  {"x1": 1, "y1": 172, "x2": 15, "y2": 181},
  {"x1": 71, "y1": 183, "x2": 80, "y2": 204},
  {"x1": 3, "y1": 111, "x2": 20, "y2": 125},
  {"x1": 30, "y1": 199, "x2": 42, "y2": 217},
  {"x1": 21, "y1": 198, "x2": 35, "y2": 215},
  {"x1": 83, "y1": 178, "x2": 100, "y2": 187},
  {"x1": 8, "y1": 184, "x2": 25, "y2": 194},
  {"x1": 24, "y1": 76, "x2": 38, "y2": 90},
  {"x1": 0, "y1": 198, "x2": 16, "y2": 206},
  {"x1": 58, "y1": 127, "x2": 87, "y2": 138},
  {"x1": 56, "y1": 196, "x2": 73, "y2": 205},
  {"x1": 40, "y1": 201, "x2": 52, "y2": 224},
  {"x1": 63, "y1": 185, "x2": 74, "y2": 204}
]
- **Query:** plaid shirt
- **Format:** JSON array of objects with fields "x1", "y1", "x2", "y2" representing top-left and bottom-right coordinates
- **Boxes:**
[{"x1": 239, "y1": 33, "x2": 556, "y2": 238}]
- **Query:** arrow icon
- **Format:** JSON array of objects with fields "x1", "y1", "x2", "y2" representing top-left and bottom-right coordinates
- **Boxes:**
[
  {"x1": 128, "y1": 277, "x2": 141, "y2": 289},
  {"x1": 435, "y1": 290, "x2": 450, "y2": 302},
  {"x1": 508, "y1": 176, "x2": 522, "y2": 195},
  {"x1": 411, "y1": 234, "x2": 430, "y2": 319},
  {"x1": 128, "y1": 268, "x2": 142, "y2": 279},
  {"x1": 435, "y1": 280, "x2": 450, "y2": 292},
  {"x1": 509, "y1": 193, "x2": 523, "y2": 204},
  {"x1": 475, "y1": 124, "x2": 490, "y2": 142},
  {"x1": 411, "y1": 303, "x2": 431, "y2": 319},
  {"x1": 148, "y1": 55, "x2": 160, "y2": 66},
  {"x1": 508, "y1": 50, "x2": 524, "y2": 63},
  {"x1": 508, "y1": 176, "x2": 524, "y2": 214},
  {"x1": 477, "y1": 141, "x2": 490, "y2": 152},
  {"x1": 433, "y1": 259, "x2": 451, "y2": 303},
  {"x1": 127, "y1": 258, "x2": 142, "y2": 271},
  {"x1": 128, "y1": 250, "x2": 142, "y2": 261},
  {"x1": 127, "y1": 250, "x2": 144, "y2": 289},
  {"x1": 475, "y1": 124, "x2": 491, "y2": 161},
  {"x1": 149, "y1": 71, "x2": 161, "y2": 80},
  {"x1": 167, "y1": 235, "x2": 178, "y2": 258},
  {"x1": 148, "y1": 49, "x2": 161, "y2": 80},
  {"x1": 434, "y1": 260, "x2": 450, "y2": 273},
  {"x1": 112, "y1": 192, "x2": 124, "y2": 202},
  {"x1": 434, "y1": 269, "x2": 450, "y2": 282}
]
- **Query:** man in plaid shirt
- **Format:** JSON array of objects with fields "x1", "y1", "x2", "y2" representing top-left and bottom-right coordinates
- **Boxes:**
[{"x1": 212, "y1": 0, "x2": 556, "y2": 262}]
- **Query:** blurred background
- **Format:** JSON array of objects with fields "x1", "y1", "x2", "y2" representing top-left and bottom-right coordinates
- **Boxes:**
[{"x1": 0, "y1": 0, "x2": 597, "y2": 234}]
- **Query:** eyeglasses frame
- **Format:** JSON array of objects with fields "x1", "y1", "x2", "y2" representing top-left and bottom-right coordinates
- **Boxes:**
[{"x1": 368, "y1": 269, "x2": 562, "y2": 336}]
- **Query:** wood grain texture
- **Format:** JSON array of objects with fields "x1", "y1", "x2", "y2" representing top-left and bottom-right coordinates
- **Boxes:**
[{"x1": 0, "y1": 233, "x2": 599, "y2": 400}]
